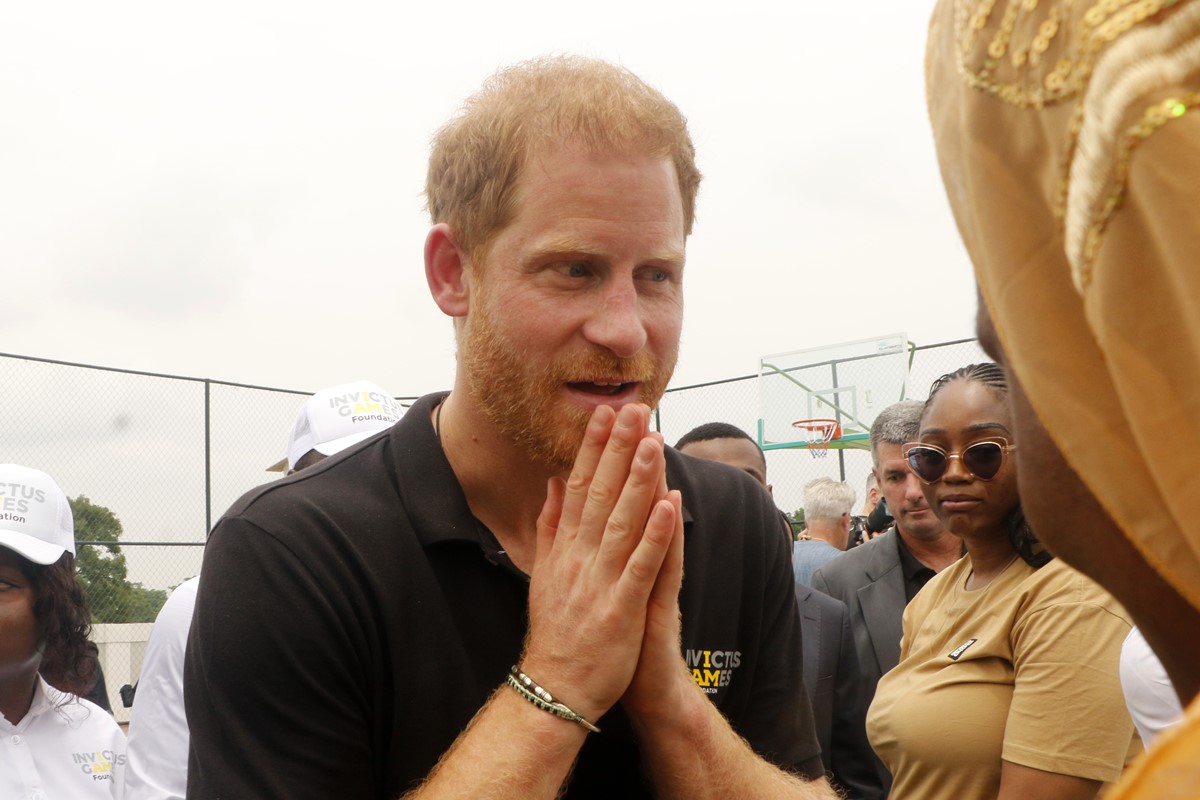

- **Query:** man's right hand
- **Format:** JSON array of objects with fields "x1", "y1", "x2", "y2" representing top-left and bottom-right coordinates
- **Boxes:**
[{"x1": 520, "y1": 403, "x2": 681, "y2": 723}]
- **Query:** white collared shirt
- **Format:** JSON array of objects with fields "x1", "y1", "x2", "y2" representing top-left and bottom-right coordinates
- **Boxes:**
[
  {"x1": 0, "y1": 676, "x2": 125, "y2": 800},
  {"x1": 119, "y1": 576, "x2": 197, "y2": 800},
  {"x1": 1120, "y1": 625, "x2": 1184, "y2": 745}
]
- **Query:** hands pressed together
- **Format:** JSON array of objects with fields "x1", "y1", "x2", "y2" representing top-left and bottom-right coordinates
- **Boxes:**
[{"x1": 521, "y1": 402, "x2": 690, "y2": 727}]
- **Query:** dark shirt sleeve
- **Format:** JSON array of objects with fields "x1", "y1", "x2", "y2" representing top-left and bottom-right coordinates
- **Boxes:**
[
  {"x1": 828, "y1": 602, "x2": 886, "y2": 800},
  {"x1": 740, "y1": 495, "x2": 826, "y2": 780},
  {"x1": 185, "y1": 516, "x2": 376, "y2": 799},
  {"x1": 83, "y1": 661, "x2": 113, "y2": 713}
]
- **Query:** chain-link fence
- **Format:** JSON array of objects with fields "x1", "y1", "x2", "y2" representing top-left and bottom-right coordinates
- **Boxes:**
[
  {"x1": 3, "y1": 338, "x2": 985, "y2": 606},
  {"x1": 2, "y1": 340, "x2": 985, "y2": 716},
  {"x1": 0, "y1": 352, "x2": 422, "y2": 618},
  {"x1": 655, "y1": 338, "x2": 988, "y2": 522}
]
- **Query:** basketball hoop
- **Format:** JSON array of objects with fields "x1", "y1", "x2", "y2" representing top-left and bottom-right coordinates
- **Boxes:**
[{"x1": 792, "y1": 419, "x2": 842, "y2": 458}]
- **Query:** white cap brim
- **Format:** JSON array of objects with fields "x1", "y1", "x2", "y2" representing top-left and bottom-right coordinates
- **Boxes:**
[{"x1": 0, "y1": 529, "x2": 70, "y2": 565}]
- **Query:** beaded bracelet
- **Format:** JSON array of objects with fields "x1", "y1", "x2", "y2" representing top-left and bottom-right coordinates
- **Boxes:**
[{"x1": 505, "y1": 666, "x2": 601, "y2": 734}]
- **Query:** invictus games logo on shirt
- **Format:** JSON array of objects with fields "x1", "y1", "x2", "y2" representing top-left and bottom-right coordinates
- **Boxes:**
[
  {"x1": 686, "y1": 648, "x2": 742, "y2": 694},
  {"x1": 73, "y1": 750, "x2": 126, "y2": 780}
]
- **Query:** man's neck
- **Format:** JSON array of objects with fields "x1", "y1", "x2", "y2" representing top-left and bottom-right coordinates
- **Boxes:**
[
  {"x1": 804, "y1": 523, "x2": 845, "y2": 550},
  {"x1": 897, "y1": 526, "x2": 962, "y2": 572},
  {"x1": 435, "y1": 390, "x2": 562, "y2": 573}
]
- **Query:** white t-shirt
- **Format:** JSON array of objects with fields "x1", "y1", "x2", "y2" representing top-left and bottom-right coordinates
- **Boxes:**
[
  {"x1": 119, "y1": 576, "x2": 198, "y2": 800},
  {"x1": 1120, "y1": 625, "x2": 1184, "y2": 745},
  {"x1": 0, "y1": 676, "x2": 125, "y2": 799}
]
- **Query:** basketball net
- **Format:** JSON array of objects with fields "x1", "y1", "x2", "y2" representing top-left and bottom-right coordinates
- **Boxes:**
[{"x1": 792, "y1": 419, "x2": 841, "y2": 459}]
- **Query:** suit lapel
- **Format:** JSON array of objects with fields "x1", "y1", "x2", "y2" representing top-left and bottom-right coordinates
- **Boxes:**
[{"x1": 856, "y1": 534, "x2": 906, "y2": 676}]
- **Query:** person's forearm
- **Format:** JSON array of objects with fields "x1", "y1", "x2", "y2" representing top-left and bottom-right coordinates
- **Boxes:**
[
  {"x1": 630, "y1": 678, "x2": 838, "y2": 800},
  {"x1": 402, "y1": 685, "x2": 588, "y2": 800}
]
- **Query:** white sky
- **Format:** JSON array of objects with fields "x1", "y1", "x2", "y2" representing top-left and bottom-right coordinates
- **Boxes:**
[{"x1": 1, "y1": 0, "x2": 977, "y2": 398}]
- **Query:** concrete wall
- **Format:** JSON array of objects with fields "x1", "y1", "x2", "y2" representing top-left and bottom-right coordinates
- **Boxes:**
[{"x1": 93, "y1": 622, "x2": 153, "y2": 724}]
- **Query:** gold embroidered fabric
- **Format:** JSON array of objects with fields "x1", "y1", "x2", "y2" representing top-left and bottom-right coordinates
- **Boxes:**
[
  {"x1": 928, "y1": 3, "x2": 1200, "y2": 794},
  {"x1": 928, "y1": 0, "x2": 1200, "y2": 610}
]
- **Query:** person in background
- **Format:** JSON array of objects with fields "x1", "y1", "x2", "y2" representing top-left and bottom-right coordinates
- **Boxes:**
[
  {"x1": 120, "y1": 379, "x2": 401, "y2": 800},
  {"x1": 811, "y1": 399, "x2": 963, "y2": 793},
  {"x1": 792, "y1": 478, "x2": 855, "y2": 585},
  {"x1": 0, "y1": 463, "x2": 126, "y2": 798},
  {"x1": 867, "y1": 364, "x2": 1134, "y2": 799},
  {"x1": 674, "y1": 422, "x2": 770, "y2": 490},
  {"x1": 854, "y1": 474, "x2": 881, "y2": 543},
  {"x1": 1121, "y1": 626, "x2": 1185, "y2": 745},
  {"x1": 676, "y1": 423, "x2": 884, "y2": 799},
  {"x1": 673, "y1": 422, "x2": 792, "y2": 541}
]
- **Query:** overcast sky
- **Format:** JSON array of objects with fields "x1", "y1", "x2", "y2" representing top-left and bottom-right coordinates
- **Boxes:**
[{"x1": 2, "y1": 0, "x2": 977, "y2": 398}]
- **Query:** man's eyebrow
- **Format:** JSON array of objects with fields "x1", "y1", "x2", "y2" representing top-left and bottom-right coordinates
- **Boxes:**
[{"x1": 533, "y1": 237, "x2": 685, "y2": 264}]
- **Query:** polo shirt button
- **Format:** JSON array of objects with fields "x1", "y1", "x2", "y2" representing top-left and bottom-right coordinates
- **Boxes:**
[{"x1": 9, "y1": 734, "x2": 21, "y2": 745}]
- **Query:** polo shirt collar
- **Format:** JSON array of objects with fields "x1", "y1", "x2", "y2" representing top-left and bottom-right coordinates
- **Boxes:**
[{"x1": 391, "y1": 392, "x2": 488, "y2": 551}]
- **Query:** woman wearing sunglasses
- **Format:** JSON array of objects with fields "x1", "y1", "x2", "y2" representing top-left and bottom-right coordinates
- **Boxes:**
[{"x1": 866, "y1": 364, "x2": 1135, "y2": 799}]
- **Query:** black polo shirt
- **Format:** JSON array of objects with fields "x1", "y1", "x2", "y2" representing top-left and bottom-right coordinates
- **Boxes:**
[
  {"x1": 894, "y1": 530, "x2": 938, "y2": 604},
  {"x1": 185, "y1": 392, "x2": 823, "y2": 799}
]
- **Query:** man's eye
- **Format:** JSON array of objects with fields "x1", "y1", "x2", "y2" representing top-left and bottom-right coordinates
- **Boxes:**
[
  {"x1": 639, "y1": 267, "x2": 673, "y2": 283},
  {"x1": 566, "y1": 262, "x2": 589, "y2": 278}
]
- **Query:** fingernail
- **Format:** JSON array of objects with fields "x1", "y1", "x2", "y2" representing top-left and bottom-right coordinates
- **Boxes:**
[
  {"x1": 637, "y1": 439, "x2": 657, "y2": 464},
  {"x1": 590, "y1": 405, "x2": 614, "y2": 428},
  {"x1": 617, "y1": 404, "x2": 639, "y2": 429}
]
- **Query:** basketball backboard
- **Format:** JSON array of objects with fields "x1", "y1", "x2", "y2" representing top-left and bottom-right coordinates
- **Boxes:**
[{"x1": 758, "y1": 333, "x2": 912, "y2": 451}]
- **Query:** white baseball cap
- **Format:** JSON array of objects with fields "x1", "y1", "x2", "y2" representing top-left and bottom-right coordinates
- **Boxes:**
[
  {"x1": 0, "y1": 464, "x2": 76, "y2": 565},
  {"x1": 269, "y1": 380, "x2": 403, "y2": 472}
]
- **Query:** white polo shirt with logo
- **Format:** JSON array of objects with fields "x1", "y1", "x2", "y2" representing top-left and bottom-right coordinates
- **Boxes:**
[{"x1": 0, "y1": 676, "x2": 125, "y2": 799}]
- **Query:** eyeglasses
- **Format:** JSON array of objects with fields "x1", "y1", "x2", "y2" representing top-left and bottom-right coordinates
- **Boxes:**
[{"x1": 902, "y1": 439, "x2": 1015, "y2": 484}]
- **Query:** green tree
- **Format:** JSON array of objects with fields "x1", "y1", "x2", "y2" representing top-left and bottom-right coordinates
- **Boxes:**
[
  {"x1": 785, "y1": 508, "x2": 805, "y2": 539},
  {"x1": 72, "y1": 495, "x2": 167, "y2": 623}
]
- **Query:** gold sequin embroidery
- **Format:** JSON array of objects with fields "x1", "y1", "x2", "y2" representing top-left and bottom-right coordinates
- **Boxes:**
[
  {"x1": 1076, "y1": 94, "x2": 1199, "y2": 288},
  {"x1": 955, "y1": 0, "x2": 1182, "y2": 108},
  {"x1": 955, "y1": 0, "x2": 1186, "y2": 223}
]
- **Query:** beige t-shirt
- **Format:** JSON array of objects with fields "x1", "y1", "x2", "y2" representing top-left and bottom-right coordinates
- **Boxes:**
[{"x1": 867, "y1": 556, "x2": 1134, "y2": 799}]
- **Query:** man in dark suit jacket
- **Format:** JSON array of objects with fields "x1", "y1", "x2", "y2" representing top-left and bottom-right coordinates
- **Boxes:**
[
  {"x1": 795, "y1": 584, "x2": 884, "y2": 800},
  {"x1": 676, "y1": 423, "x2": 882, "y2": 798},
  {"x1": 811, "y1": 401, "x2": 962, "y2": 791}
]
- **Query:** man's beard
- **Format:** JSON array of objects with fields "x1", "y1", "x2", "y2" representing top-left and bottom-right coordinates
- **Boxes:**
[{"x1": 461, "y1": 299, "x2": 677, "y2": 471}]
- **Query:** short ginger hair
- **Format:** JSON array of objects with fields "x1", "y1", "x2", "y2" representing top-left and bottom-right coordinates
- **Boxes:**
[{"x1": 425, "y1": 55, "x2": 702, "y2": 264}]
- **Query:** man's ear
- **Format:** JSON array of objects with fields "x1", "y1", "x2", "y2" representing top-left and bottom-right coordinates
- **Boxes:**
[{"x1": 425, "y1": 223, "x2": 470, "y2": 318}]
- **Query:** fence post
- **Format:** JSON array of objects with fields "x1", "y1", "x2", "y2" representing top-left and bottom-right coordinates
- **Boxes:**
[{"x1": 205, "y1": 379, "x2": 212, "y2": 536}]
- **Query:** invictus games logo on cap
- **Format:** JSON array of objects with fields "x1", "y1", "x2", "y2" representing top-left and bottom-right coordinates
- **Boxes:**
[
  {"x1": 686, "y1": 648, "x2": 742, "y2": 695},
  {"x1": 0, "y1": 482, "x2": 47, "y2": 520},
  {"x1": 327, "y1": 389, "x2": 403, "y2": 425}
]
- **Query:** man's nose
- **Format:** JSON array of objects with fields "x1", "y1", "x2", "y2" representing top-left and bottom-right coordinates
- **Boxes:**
[{"x1": 581, "y1": 277, "x2": 648, "y2": 359}]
